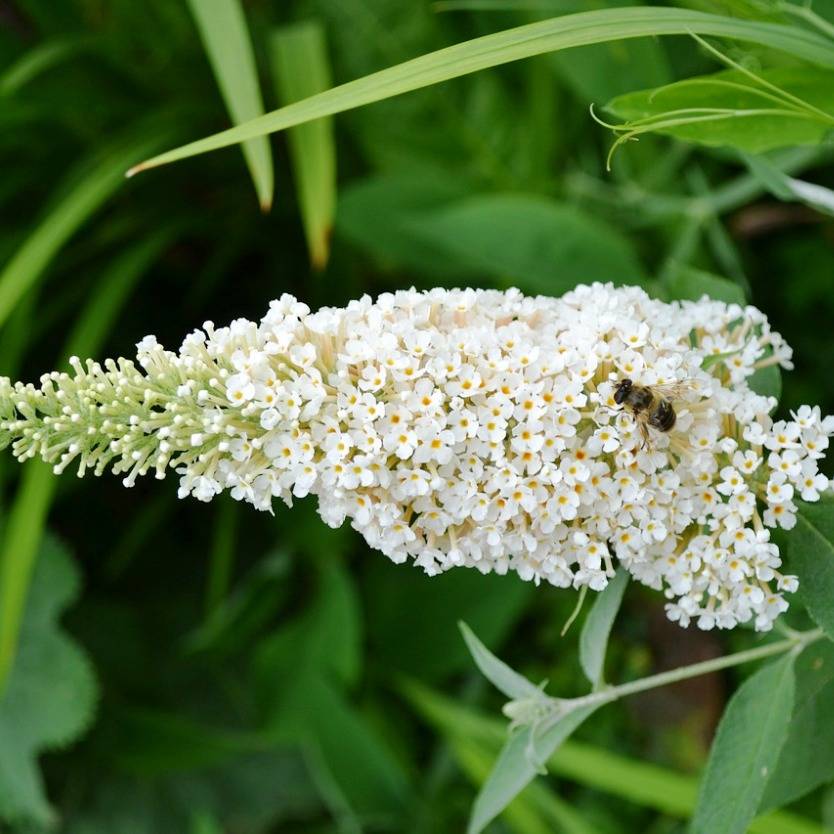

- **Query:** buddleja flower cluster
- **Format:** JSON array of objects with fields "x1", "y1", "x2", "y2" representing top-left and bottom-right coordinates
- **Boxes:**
[{"x1": 1, "y1": 284, "x2": 831, "y2": 630}]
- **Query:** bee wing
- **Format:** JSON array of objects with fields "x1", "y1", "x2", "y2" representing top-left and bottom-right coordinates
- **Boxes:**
[{"x1": 650, "y1": 380, "x2": 700, "y2": 401}]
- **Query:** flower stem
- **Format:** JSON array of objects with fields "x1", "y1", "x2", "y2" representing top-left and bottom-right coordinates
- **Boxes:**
[{"x1": 572, "y1": 627, "x2": 824, "y2": 711}]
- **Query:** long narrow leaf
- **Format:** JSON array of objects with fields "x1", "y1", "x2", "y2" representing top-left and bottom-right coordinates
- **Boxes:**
[
  {"x1": 186, "y1": 0, "x2": 274, "y2": 209},
  {"x1": 0, "y1": 37, "x2": 93, "y2": 96},
  {"x1": 270, "y1": 21, "x2": 337, "y2": 270},
  {"x1": 128, "y1": 8, "x2": 834, "y2": 176},
  {"x1": 579, "y1": 568, "x2": 628, "y2": 688},
  {"x1": 0, "y1": 134, "x2": 162, "y2": 331},
  {"x1": 452, "y1": 736, "x2": 600, "y2": 834},
  {"x1": 468, "y1": 705, "x2": 599, "y2": 834},
  {"x1": 460, "y1": 621, "x2": 543, "y2": 700},
  {"x1": 0, "y1": 235, "x2": 172, "y2": 692}
]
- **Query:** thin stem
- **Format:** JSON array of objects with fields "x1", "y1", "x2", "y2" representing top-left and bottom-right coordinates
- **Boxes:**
[{"x1": 573, "y1": 627, "x2": 824, "y2": 711}]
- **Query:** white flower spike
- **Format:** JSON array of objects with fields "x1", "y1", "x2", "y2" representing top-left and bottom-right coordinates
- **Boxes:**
[{"x1": 0, "y1": 284, "x2": 829, "y2": 632}]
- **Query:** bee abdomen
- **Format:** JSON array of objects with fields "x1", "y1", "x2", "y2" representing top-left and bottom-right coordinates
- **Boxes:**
[{"x1": 649, "y1": 399, "x2": 676, "y2": 432}]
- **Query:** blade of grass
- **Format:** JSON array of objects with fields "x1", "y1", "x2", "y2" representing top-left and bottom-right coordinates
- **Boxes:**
[
  {"x1": 269, "y1": 21, "x2": 337, "y2": 270},
  {"x1": 403, "y1": 680, "x2": 826, "y2": 834},
  {"x1": 0, "y1": 233, "x2": 173, "y2": 693},
  {"x1": 0, "y1": 133, "x2": 164, "y2": 332},
  {"x1": 127, "y1": 8, "x2": 834, "y2": 176},
  {"x1": 186, "y1": 0, "x2": 274, "y2": 210},
  {"x1": 0, "y1": 36, "x2": 93, "y2": 96},
  {"x1": 62, "y1": 231, "x2": 174, "y2": 362},
  {"x1": 452, "y1": 736, "x2": 601, "y2": 834}
]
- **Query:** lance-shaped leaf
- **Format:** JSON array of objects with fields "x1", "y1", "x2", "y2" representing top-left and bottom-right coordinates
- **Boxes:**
[
  {"x1": 127, "y1": 8, "x2": 834, "y2": 175},
  {"x1": 460, "y1": 621, "x2": 542, "y2": 700},
  {"x1": 691, "y1": 653, "x2": 796, "y2": 834},
  {"x1": 186, "y1": 0, "x2": 274, "y2": 209},
  {"x1": 270, "y1": 21, "x2": 337, "y2": 270},
  {"x1": 579, "y1": 568, "x2": 629, "y2": 689}
]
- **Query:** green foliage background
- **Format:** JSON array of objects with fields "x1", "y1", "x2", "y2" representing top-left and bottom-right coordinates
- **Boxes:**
[{"x1": 1, "y1": 0, "x2": 834, "y2": 832}]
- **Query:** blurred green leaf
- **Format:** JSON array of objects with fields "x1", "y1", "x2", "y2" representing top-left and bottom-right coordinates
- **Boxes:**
[
  {"x1": 128, "y1": 8, "x2": 834, "y2": 174},
  {"x1": 108, "y1": 707, "x2": 263, "y2": 775},
  {"x1": 760, "y1": 639, "x2": 834, "y2": 811},
  {"x1": 270, "y1": 21, "x2": 337, "y2": 270},
  {"x1": 336, "y1": 173, "x2": 478, "y2": 279},
  {"x1": 254, "y1": 559, "x2": 361, "y2": 693},
  {"x1": 0, "y1": 536, "x2": 96, "y2": 825},
  {"x1": 0, "y1": 133, "x2": 163, "y2": 332},
  {"x1": 691, "y1": 653, "x2": 796, "y2": 834},
  {"x1": 253, "y1": 558, "x2": 409, "y2": 820},
  {"x1": 748, "y1": 358, "x2": 782, "y2": 401},
  {"x1": 744, "y1": 152, "x2": 834, "y2": 217},
  {"x1": 186, "y1": 0, "x2": 274, "y2": 209},
  {"x1": 550, "y1": 1, "x2": 671, "y2": 102},
  {"x1": 184, "y1": 549, "x2": 291, "y2": 657},
  {"x1": 0, "y1": 36, "x2": 92, "y2": 96},
  {"x1": 279, "y1": 675, "x2": 410, "y2": 821},
  {"x1": 579, "y1": 568, "x2": 628, "y2": 689},
  {"x1": 606, "y1": 67, "x2": 834, "y2": 155},
  {"x1": 406, "y1": 194, "x2": 646, "y2": 292},
  {"x1": 784, "y1": 496, "x2": 834, "y2": 641},
  {"x1": 366, "y1": 560, "x2": 531, "y2": 681},
  {"x1": 460, "y1": 621, "x2": 543, "y2": 700},
  {"x1": 664, "y1": 263, "x2": 747, "y2": 305}
]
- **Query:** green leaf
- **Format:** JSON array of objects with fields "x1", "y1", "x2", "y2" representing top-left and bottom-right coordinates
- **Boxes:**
[
  {"x1": 452, "y1": 736, "x2": 601, "y2": 834},
  {"x1": 747, "y1": 362, "x2": 782, "y2": 401},
  {"x1": 366, "y1": 558, "x2": 531, "y2": 681},
  {"x1": 127, "y1": 8, "x2": 834, "y2": 175},
  {"x1": 785, "y1": 496, "x2": 834, "y2": 640},
  {"x1": 0, "y1": 36, "x2": 92, "y2": 96},
  {"x1": 405, "y1": 194, "x2": 646, "y2": 292},
  {"x1": 664, "y1": 263, "x2": 747, "y2": 306},
  {"x1": 0, "y1": 133, "x2": 164, "y2": 332},
  {"x1": 285, "y1": 675, "x2": 409, "y2": 819},
  {"x1": 468, "y1": 705, "x2": 599, "y2": 834},
  {"x1": 691, "y1": 653, "x2": 796, "y2": 834},
  {"x1": 0, "y1": 463, "x2": 56, "y2": 693},
  {"x1": 0, "y1": 536, "x2": 97, "y2": 825},
  {"x1": 0, "y1": 233, "x2": 172, "y2": 692},
  {"x1": 405, "y1": 681, "x2": 826, "y2": 834},
  {"x1": 579, "y1": 568, "x2": 628, "y2": 688},
  {"x1": 108, "y1": 707, "x2": 263, "y2": 775},
  {"x1": 549, "y1": 0, "x2": 671, "y2": 102},
  {"x1": 336, "y1": 173, "x2": 478, "y2": 279},
  {"x1": 760, "y1": 640, "x2": 834, "y2": 811},
  {"x1": 744, "y1": 153, "x2": 834, "y2": 217},
  {"x1": 186, "y1": 0, "x2": 274, "y2": 209},
  {"x1": 62, "y1": 231, "x2": 173, "y2": 362},
  {"x1": 606, "y1": 67, "x2": 834, "y2": 155},
  {"x1": 253, "y1": 559, "x2": 361, "y2": 692},
  {"x1": 270, "y1": 21, "x2": 337, "y2": 269},
  {"x1": 460, "y1": 621, "x2": 543, "y2": 700}
]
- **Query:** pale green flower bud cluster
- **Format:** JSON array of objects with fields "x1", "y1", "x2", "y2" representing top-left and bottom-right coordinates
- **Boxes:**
[{"x1": 0, "y1": 352, "x2": 256, "y2": 489}]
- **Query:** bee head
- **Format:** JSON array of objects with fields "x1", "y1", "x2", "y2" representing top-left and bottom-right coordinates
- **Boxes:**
[{"x1": 613, "y1": 378, "x2": 632, "y2": 405}]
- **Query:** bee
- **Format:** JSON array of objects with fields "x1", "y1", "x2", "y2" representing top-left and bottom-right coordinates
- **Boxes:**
[{"x1": 612, "y1": 378, "x2": 698, "y2": 448}]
